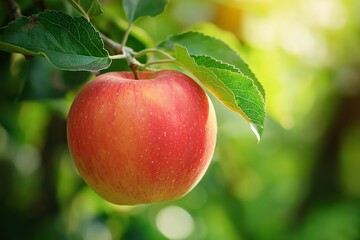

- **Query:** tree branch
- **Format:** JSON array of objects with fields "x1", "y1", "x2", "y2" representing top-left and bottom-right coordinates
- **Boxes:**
[
  {"x1": 5, "y1": 0, "x2": 22, "y2": 21},
  {"x1": 100, "y1": 32, "x2": 123, "y2": 55}
]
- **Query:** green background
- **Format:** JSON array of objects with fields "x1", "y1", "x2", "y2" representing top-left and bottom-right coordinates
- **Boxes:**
[{"x1": 1, "y1": 0, "x2": 360, "y2": 239}]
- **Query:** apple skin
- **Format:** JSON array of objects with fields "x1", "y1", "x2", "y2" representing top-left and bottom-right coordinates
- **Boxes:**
[{"x1": 67, "y1": 70, "x2": 217, "y2": 205}]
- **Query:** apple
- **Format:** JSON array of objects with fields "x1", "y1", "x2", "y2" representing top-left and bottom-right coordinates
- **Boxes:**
[{"x1": 67, "y1": 70, "x2": 217, "y2": 205}]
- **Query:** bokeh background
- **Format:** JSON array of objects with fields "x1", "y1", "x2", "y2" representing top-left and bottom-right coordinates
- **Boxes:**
[{"x1": 1, "y1": 0, "x2": 360, "y2": 239}]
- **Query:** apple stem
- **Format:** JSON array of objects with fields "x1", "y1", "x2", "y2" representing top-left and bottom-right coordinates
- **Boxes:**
[
  {"x1": 130, "y1": 64, "x2": 139, "y2": 79},
  {"x1": 128, "y1": 56, "x2": 141, "y2": 79}
]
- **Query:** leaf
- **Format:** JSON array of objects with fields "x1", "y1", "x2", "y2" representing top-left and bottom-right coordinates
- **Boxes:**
[
  {"x1": 159, "y1": 31, "x2": 265, "y2": 100},
  {"x1": 0, "y1": 10, "x2": 111, "y2": 71},
  {"x1": 21, "y1": 57, "x2": 90, "y2": 100},
  {"x1": 159, "y1": 33, "x2": 266, "y2": 140},
  {"x1": 67, "y1": 0, "x2": 103, "y2": 19},
  {"x1": 123, "y1": 0, "x2": 168, "y2": 23}
]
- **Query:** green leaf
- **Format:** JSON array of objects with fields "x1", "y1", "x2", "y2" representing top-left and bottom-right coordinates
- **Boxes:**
[
  {"x1": 67, "y1": 0, "x2": 103, "y2": 19},
  {"x1": 123, "y1": 0, "x2": 168, "y2": 23},
  {"x1": 159, "y1": 33, "x2": 266, "y2": 140},
  {"x1": 21, "y1": 57, "x2": 90, "y2": 100},
  {"x1": 159, "y1": 31, "x2": 265, "y2": 100},
  {"x1": 0, "y1": 10, "x2": 111, "y2": 71}
]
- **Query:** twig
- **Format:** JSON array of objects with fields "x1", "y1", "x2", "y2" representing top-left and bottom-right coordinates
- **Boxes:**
[
  {"x1": 100, "y1": 32, "x2": 123, "y2": 54},
  {"x1": 5, "y1": 0, "x2": 22, "y2": 21}
]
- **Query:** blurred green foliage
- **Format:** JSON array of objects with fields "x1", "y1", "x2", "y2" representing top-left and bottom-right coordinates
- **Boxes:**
[{"x1": 1, "y1": 0, "x2": 360, "y2": 239}]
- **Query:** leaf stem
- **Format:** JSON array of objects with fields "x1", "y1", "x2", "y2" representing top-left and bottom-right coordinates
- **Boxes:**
[
  {"x1": 140, "y1": 59, "x2": 176, "y2": 70},
  {"x1": 134, "y1": 48, "x2": 175, "y2": 61},
  {"x1": 75, "y1": 5, "x2": 89, "y2": 20},
  {"x1": 121, "y1": 23, "x2": 133, "y2": 52},
  {"x1": 134, "y1": 48, "x2": 176, "y2": 70}
]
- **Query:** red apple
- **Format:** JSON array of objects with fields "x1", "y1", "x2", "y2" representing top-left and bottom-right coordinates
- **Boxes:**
[{"x1": 67, "y1": 70, "x2": 217, "y2": 205}]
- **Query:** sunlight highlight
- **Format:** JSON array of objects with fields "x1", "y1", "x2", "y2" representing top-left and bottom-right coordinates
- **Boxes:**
[{"x1": 156, "y1": 206, "x2": 195, "y2": 239}]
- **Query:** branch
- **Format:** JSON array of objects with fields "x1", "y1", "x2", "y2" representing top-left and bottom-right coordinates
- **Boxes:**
[
  {"x1": 5, "y1": 0, "x2": 22, "y2": 21},
  {"x1": 100, "y1": 32, "x2": 123, "y2": 54}
]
